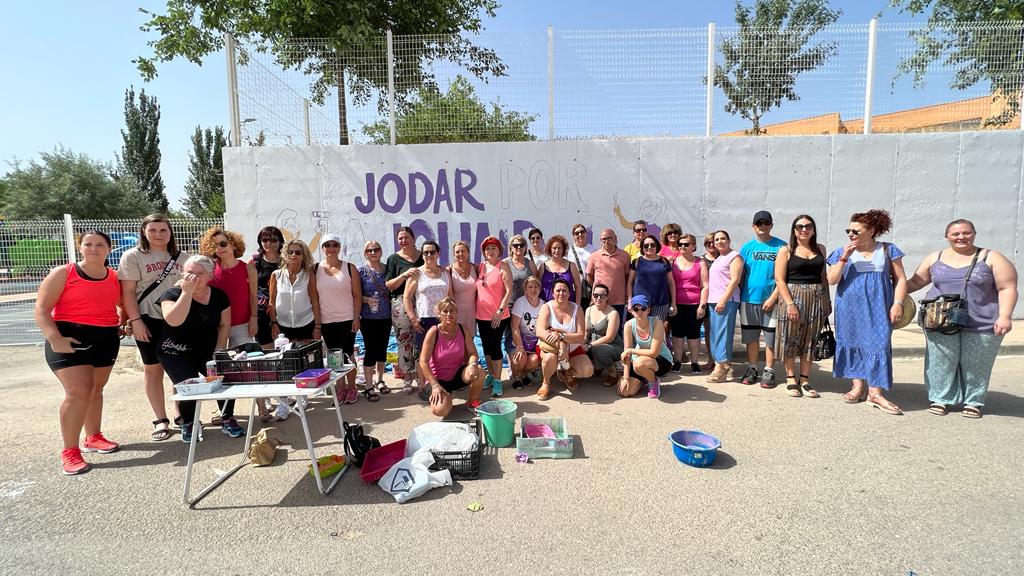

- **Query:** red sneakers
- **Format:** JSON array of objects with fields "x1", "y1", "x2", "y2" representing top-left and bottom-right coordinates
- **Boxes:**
[
  {"x1": 82, "y1": 433, "x2": 120, "y2": 454},
  {"x1": 61, "y1": 448, "x2": 89, "y2": 475}
]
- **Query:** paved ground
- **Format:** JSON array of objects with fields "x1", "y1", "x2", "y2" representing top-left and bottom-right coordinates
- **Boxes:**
[{"x1": 1, "y1": 335, "x2": 1022, "y2": 576}]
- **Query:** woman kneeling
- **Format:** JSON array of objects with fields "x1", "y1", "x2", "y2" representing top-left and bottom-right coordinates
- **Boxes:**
[
  {"x1": 420, "y1": 297, "x2": 485, "y2": 417},
  {"x1": 620, "y1": 295, "x2": 673, "y2": 399}
]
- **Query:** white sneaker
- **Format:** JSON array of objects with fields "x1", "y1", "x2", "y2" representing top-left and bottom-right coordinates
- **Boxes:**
[{"x1": 274, "y1": 403, "x2": 290, "y2": 421}]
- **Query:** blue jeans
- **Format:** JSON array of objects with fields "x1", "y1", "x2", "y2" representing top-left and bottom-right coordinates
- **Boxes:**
[{"x1": 708, "y1": 301, "x2": 739, "y2": 362}]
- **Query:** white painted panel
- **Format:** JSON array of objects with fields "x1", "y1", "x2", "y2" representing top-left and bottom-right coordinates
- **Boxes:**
[
  {"x1": 829, "y1": 135, "x2": 897, "y2": 253},
  {"x1": 956, "y1": 131, "x2": 1022, "y2": 259}
]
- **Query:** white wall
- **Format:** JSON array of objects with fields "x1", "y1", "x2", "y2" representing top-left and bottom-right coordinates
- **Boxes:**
[{"x1": 224, "y1": 131, "x2": 1024, "y2": 317}]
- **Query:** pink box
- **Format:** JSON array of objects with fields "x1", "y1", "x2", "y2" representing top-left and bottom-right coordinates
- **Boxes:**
[{"x1": 293, "y1": 368, "x2": 332, "y2": 388}]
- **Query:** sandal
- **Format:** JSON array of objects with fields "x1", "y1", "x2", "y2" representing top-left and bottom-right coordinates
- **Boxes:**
[
  {"x1": 363, "y1": 385, "x2": 380, "y2": 402},
  {"x1": 928, "y1": 403, "x2": 948, "y2": 416},
  {"x1": 602, "y1": 370, "x2": 618, "y2": 387},
  {"x1": 557, "y1": 369, "x2": 578, "y2": 391},
  {"x1": 376, "y1": 380, "x2": 391, "y2": 394},
  {"x1": 785, "y1": 375, "x2": 802, "y2": 398},
  {"x1": 512, "y1": 379, "x2": 524, "y2": 390},
  {"x1": 867, "y1": 393, "x2": 902, "y2": 415},
  {"x1": 962, "y1": 406, "x2": 982, "y2": 419},
  {"x1": 842, "y1": 388, "x2": 867, "y2": 404},
  {"x1": 151, "y1": 418, "x2": 171, "y2": 442},
  {"x1": 799, "y1": 374, "x2": 819, "y2": 398}
]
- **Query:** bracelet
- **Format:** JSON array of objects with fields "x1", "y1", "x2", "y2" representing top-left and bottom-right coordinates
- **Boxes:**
[
  {"x1": 839, "y1": 257, "x2": 849, "y2": 263},
  {"x1": 129, "y1": 318, "x2": 142, "y2": 323}
]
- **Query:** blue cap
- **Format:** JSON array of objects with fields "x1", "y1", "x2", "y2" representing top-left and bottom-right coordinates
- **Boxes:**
[{"x1": 629, "y1": 294, "x2": 650, "y2": 308}]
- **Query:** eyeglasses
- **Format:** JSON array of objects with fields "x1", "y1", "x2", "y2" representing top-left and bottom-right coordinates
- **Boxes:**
[
  {"x1": 573, "y1": 229, "x2": 586, "y2": 236},
  {"x1": 511, "y1": 243, "x2": 525, "y2": 249},
  {"x1": 216, "y1": 240, "x2": 230, "y2": 248},
  {"x1": 592, "y1": 293, "x2": 608, "y2": 299},
  {"x1": 642, "y1": 243, "x2": 657, "y2": 249},
  {"x1": 422, "y1": 250, "x2": 438, "y2": 256},
  {"x1": 679, "y1": 242, "x2": 692, "y2": 247},
  {"x1": 845, "y1": 229, "x2": 861, "y2": 236},
  {"x1": 323, "y1": 242, "x2": 340, "y2": 248},
  {"x1": 631, "y1": 305, "x2": 649, "y2": 312},
  {"x1": 287, "y1": 249, "x2": 304, "y2": 256},
  {"x1": 794, "y1": 224, "x2": 814, "y2": 231},
  {"x1": 755, "y1": 221, "x2": 773, "y2": 227},
  {"x1": 365, "y1": 247, "x2": 381, "y2": 253}
]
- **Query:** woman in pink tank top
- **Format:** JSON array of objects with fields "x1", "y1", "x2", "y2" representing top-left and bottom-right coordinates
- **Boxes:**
[
  {"x1": 448, "y1": 240, "x2": 478, "y2": 336},
  {"x1": 419, "y1": 297, "x2": 484, "y2": 417},
  {"x1": 474, "y1": 236, "x2": 513, "y2": 396},
  {"x1": 35, "y1": 231, "x2": 124, "y2": 475}
]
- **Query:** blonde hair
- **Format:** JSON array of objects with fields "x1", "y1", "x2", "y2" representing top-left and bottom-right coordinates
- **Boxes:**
[
  {"x1": 452, "y1": 240, "x2": 471, "y2": 254},
  {"x1": 523, "y1": 276, "x2": 542, "y2": 290},
  {"x1": 435, "y1": 296, "x2": 458, "y2": 315},
  {"x1": 283, "y1": 239, "x2": 314, "y2": 275}
]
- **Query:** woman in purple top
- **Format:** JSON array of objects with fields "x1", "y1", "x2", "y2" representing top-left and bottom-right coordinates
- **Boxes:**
[
  {"x1": 907, "y1": 219, "x2": 1018, "y2": 418},
  {"x1": 537, "y1": 235, "x2": 581, "y2": 305},
  {"x1": 706, "y1": 231, "x2": 743, "y2": 383}
]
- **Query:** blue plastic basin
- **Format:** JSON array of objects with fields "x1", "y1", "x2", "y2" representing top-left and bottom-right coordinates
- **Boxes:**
[{"x1": 669, "y1": 429, "x2": 722, "y2": 468}]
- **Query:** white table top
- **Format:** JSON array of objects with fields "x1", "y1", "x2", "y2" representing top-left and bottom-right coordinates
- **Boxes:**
[{"x1": 169, "y1": 368, "x2": 350, "y2": 402}]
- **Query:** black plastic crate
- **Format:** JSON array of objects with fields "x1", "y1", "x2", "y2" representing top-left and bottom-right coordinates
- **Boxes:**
[
  {"x1": 430, "y1": 419, "x2": 483, "y2": 480},
  {"x1": 213, "y1": 340, "x2": 324, "y2": 384}
]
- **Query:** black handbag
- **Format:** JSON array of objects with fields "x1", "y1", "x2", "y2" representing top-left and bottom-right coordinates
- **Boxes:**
[
  {"x1": 812, "y1": 320, "x2": 836, "y2": 361},
  {"x1": 917, "y1": 249, "x2": 979, "y2": 335}
]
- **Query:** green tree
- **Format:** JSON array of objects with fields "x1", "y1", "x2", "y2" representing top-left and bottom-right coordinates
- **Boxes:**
[
  {"x1": 0, "y1": 148, "x2": 152, "y2": 219},
  {"x1": 136, "y1": 0, "x2": 505, "y2": 144},
  {"x1": 891, "y1": 0, "x2": 1024, "y2": 125},
  {"x1": 362, "y1": 76, "x2": 536, "y2": 144},
  {"x1": 116, "y1": 86, "x2": 167, "y2": 212},
  {"x1": 182, "y1": 126, "x2": 227, "y2": 218},
  {"x1": 713, "y1": 0, "x2": 842, "y2": 135}
]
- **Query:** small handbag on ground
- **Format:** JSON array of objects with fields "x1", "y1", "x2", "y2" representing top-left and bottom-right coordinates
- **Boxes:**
[
  {"x1": 812, "y1": 320, "x2": 836, "y2": 361},
  {"x1": 918, "y1": 248, "x2": 979, "y2": 335}
]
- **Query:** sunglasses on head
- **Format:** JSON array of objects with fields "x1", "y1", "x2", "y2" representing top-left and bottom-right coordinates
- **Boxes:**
[
  {"x1": 794, "y1": 224, "x2": 814, "y2": 231},
  {"x1": 216, "y1": 240, "x2": 230, "y2": 248},
  {"x1": 631, "y1": 305, "x2": 649, "y2": 312},
  {"x1": 845, "y1": 229, "x2": 861, "y2": 236},
  {"x1": 287, "y1": 249, "x2": 303, "y2": 256}
]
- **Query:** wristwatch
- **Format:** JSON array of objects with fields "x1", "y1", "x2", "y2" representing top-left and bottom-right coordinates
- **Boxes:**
[{"x1": 558, "y1": 333, "x2": 564, "y2": 342}]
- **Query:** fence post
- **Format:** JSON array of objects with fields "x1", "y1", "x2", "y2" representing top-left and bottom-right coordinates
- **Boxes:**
[
  {"x1": 62, "y1": 214, "x2": 75, "y2": 264},
  {"x1": 547, "y1": 25, "x2": 555, "y2": 141},
  {"x1": 225, "y1": 33, "x2": 242, "y2": 147},
  {"x1": 386, "y1": 30, "x2": 397, "y2": 146},
  {"x1": 863, "y1": 19, "x2": 878, "y2": 134},
  {"x1": 706, "y1": 22, "x2": 716, "y2": 138},
  {"x1": 303, "y1": 99, "x2": 312, "y2": 146}
]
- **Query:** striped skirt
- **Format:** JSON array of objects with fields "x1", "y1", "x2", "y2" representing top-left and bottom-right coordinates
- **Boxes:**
[{"x1": 773, "y1": 283, "x2": 829, "y2": 359}]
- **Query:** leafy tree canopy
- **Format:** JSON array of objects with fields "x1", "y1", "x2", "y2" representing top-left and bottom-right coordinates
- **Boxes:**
[
  {"x1": 116, "y1": 85, "x2": 167, "y2": 212},
  {"x1": 182, "y1": 126, "x2": 227, "y2": 218}
]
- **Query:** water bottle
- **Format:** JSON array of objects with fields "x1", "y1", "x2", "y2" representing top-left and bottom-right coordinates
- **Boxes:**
[{"x1": 353, "y1": 343, "x2": 365, "y2": 385}]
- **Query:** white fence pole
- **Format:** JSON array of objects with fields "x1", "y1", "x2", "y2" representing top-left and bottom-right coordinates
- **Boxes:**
[
  {"x1": 224, "y1": 33, "x2": 242, "y2": 147},
  {"x1": 387, "y1": 30, "x2": 397, "y2": 146},
  {"x1": 706, "y1": 22, "x2": 716, "y2": 138},
  {"x1": 303, "y1": 99, "x2": 311, "y2": 146},
  {"x1": 547, "y1": 25, "x2": 555, "y2": 141},
  {"x1": 863, "y1": 19, "x2": 878, "y2": 134},
  {"x1": 62, "y1": 214, "x2": 75, "y2": 264}
]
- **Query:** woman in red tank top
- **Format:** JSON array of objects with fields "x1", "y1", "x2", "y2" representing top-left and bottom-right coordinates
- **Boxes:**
[{"x1": 35, "y1": 231, "x2": 124, "y2": 476}]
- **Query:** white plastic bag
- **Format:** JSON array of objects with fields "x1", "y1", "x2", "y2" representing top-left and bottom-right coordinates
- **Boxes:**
[
  {"x1": 378, "y1": 450, "x2": 452, "y2": 504},
  {"x1": 406, "y1": 422, "x2": 478, "y2": 456}
]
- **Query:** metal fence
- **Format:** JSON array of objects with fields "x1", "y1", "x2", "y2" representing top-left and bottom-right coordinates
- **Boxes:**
[
  {"x1": 0, "y1": 216, "x2": 223, "y2": 346},
  {"x1": 229, "y1": 21, "x2": 1023, "y2": 146}
]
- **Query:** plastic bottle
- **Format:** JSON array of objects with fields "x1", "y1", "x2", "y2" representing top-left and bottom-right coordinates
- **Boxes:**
[{"x1": 274, "y1": 334, "x2": 290, "y2": 351}]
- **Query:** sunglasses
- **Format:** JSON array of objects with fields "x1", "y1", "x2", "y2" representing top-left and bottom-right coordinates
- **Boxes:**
[
  {"x1": 323, "y1": 242, "x2": 340, "y2": 248},
  {"x1": 422, "y1": 250, "x2": 438, "y2": 256},
  {"x1": 845, "y1": 229, "x2": 861, "y2": 236},
  {"x1": 634, "y1": 228, "x2": 647, "y2": 233},
  {"x1": 592, "y1": 293, "x2": 608, "y2": 299},
  {"x1": 365, "y1": 247, "x2": 381, "y2": 253},
  {"x1": 642, "y1": 243, "x2": 657, "y2": 249},
  {"x1": 667, "y1": 231, "x2": 679, "y2": 236},
  {"x1": 679, "y1": 242, "x2": 692, "y2": 247},
  {"x1": 794, "y1": 224, "x2": 814, "y2": 231},
  {"x1": 511, "y1": 243, "x2": 525, "y2": 249},
  {"x1": 287, "y1": 249, "x2": 304, "y2": 256},
  {"x1": 216, "y1": 240, "x2": 230, "y2": 248},
  {"x1": 755, "y1": 221, "x2": 773, "y2": 227},
  {"x1": 631, "y1": 305, "x2": 649, "y2": 312},
  {"x1": 573, "y1": 229, "x2": 586, "y2": 236}
]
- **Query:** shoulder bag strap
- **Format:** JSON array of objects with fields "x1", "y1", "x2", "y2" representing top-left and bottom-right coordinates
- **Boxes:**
[
  {"x1": 958, "y1": 248, "x2": 981, "y2": 299},
  {"x1": 137, "y1": 252, "x2": 180, "y2": 306}
]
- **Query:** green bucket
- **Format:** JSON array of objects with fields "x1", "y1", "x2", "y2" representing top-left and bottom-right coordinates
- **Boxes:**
[{"x1": 476, "y1": 400, "x2": 517, "y2": 447}]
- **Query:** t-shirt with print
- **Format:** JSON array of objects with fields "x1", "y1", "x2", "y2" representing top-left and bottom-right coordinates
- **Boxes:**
[
  {"x1": 511, "y1": 295, "x2": 544, "y2": 350},
  {"x1": 739, "y1": 237, "x2": 786, "y2": 304},
  {"x1": 156, "y1": 286, "x2": 230, "y2": 360},
  {"x1": 117, "y1": 248, "x2": 189, "y2": 319}
]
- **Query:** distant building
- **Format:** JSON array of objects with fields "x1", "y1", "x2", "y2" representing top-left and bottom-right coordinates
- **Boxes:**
[{"x1": 720, "y1": 94, "x2": 1020, "y2": 136}]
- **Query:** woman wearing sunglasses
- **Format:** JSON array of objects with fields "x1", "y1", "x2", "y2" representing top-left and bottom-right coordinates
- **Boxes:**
[
  {"x1": 535, "y1": 278, "x2": 593, "y2": 400},
  {"x1": 503, "y1": 234, "x2": 538, "y2": 357},
  {"x1": 384, "y1": 226, "x2": 423, "y2": 395},
  {"x1": 358, "y1": 240, "x2": 392, "y2": 397},
  {"x1": 318, "y1": 234, "x2": 363, "y2": 404},
  {"x1": 404, "y1": 240, "x2": 452, "y2": 400},
  {"x1": 659, "y1": 223, "x2": 683, "y2": 260},
  {"x1": 773, "y1": 215, "x2": 830, "y2": 398},
  {"x1": 619, "y1": 294, "x2": 672, "y2": 398},
  {"x1": 267, "y1": 239, "x2": 322, "y2": 416},
  {"x1": 448, "y1": 240, "x2": 478, "y2": 338},
  {"x1": 671, "y1": 233, "x2": 709, "y2": 374},
  {"x1": 706, "y1": 230, "x2": 743, "y2": 383},
  {"x1": 250, "y1": 226, "x2": 285, "y2": 348},
  {"x1": 627, "y1": 235, "x2": 676, "y2": 321},
  {"x1": 569, "y1": 224, "x2": 593, "y2": 308},
  {"x1": 201, "y1": 227, "x2": 264, "y2": 426},
  {"x1": 584, "y1": 283, "x2": 623, "y2": 386},
  {"x1": 826, "y1": 209, "x2": 907, "y2": 415},
  {"x1": 526, "y1": 227, "x2": 549, "y2": 268}
]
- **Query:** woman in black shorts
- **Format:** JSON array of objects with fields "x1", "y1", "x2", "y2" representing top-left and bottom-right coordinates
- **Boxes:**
[
  {"x1": 35, "y1": 231, "x2": 124, "y2": 476},
  {"x1": 670, "y1": 233, "x2": 709, "y2": 374},
  {"x1": 419, "y1": 298, "x2": 484, "y2": 418}
]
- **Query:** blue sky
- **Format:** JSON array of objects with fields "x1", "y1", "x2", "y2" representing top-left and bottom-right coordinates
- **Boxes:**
[{"x1": 2, "y1": 1, "x2": 913, "y2": 210}]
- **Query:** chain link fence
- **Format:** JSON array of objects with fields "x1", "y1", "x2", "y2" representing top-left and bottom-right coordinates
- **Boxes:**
[
  {"x1": 232, "y1": 21, "x2": 1023, "y2": 145},
  {"x1": 0, "y1": 217, "x2": 223, "y2": 346}
]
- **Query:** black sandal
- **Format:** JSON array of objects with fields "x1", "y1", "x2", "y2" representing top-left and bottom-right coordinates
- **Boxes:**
[
  {"x1": 363, "y1": 385, "x2": 380, "y2": 402},
  {"x1": 151, "y1": 418, "x2": 171, "y2": 441},
  {"x1": 799, "y1": 374, "x2": 820, "y2": 398},
  {"x1": 376, "y1": 380, "x2": 391, "y2": 394},
  {"x1": 512, "y1": 379, "x2": 524, "y2": 390},
  {"x1": 785, "y1": 375, "x2": 802, "y2": 398}
]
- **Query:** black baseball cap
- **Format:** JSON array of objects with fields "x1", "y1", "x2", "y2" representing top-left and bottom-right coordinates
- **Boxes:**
[{"x1": 752, "y1": 210, "x2": 773, "y2": 225}]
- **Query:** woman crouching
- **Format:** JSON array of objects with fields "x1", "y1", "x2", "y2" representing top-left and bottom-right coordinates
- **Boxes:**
[{"x1": 419, "y1": 297, "x2": 485, "y2": 417}]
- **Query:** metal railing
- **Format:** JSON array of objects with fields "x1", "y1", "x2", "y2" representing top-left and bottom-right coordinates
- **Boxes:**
[{"x1": 229, "y1": 21, "x2": 1023, "y2": 146}]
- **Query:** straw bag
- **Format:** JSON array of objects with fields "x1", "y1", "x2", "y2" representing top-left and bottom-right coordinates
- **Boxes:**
[
  {"x1": 884, "y1": 243, "x2": 916, "y2": 330},
  {"x1": 248, "y1": 427, "x2": 284, "y2": 467},
  {"x1": 918, "y1": 249, "x2": 979, "y2": 335},
  {"x1": 538, "y1": 339, "x2": 560, "y2": 355}
]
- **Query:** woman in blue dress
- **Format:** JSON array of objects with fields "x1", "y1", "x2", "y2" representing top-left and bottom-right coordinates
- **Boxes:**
[{"x1": 826, "y1": 209, "x2": 908, "y2": 415}]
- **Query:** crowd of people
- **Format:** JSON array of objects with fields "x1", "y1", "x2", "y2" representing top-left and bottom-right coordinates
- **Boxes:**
[{"x1": 36, "y1": 210, "x2": 1019, "y2": 475}]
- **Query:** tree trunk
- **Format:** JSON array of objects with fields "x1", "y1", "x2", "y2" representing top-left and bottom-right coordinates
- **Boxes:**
[{"x1": 337, "y1": 60, "x2": 349, "y2": 145}]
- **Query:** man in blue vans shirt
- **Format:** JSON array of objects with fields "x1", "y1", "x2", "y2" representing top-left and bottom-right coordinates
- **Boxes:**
[{"x1": 739, "y1": 210, "x2": 786, "y2": 388}]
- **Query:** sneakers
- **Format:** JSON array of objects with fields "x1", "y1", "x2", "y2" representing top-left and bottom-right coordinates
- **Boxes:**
[
  {"x1": 273, "y1": 402, "x2": 290, "y2": 422},
  {"x1": 82, "y1": 433, "x2": 120, "y2": 454},
  {"x1": 491, "y1": 378, "x2": 504, "y2": 398},
  {"x1": 759, "y1": 368, "x2": 777, "y2": 389},
  {"x1": 181, "y1": 422, "x2": 194, "y2": 443},
  {"x1": 647, "y1": 378, "x2": 661, "y2": 399},
  {"x1": 221, "y1": 417, "x2": 244, "y2": 438},
  {"x1": 741, "y1": 366, "x2": 759, "y2": 385},
  {"x1": 344, "y1": 387, "x2": 359, "y2": 404},
  {"x1": 690, "y1": 362, "x2": 702, "y2": 374},
  {"x1": 671, "y1": 360, "x2": 682, "y2": 373},
  {"x1": 483, "y1": 374, "x2": 494, "y2": 389},
  {"x1": 61, "y1": 448, "x2": 89, "y2": 475},
  {"x1": 418, "y1": 382, "x2": 432, "y2": 402},
  {"x1": 403, "y1": 381, "x2": 415, "y2": 395}
]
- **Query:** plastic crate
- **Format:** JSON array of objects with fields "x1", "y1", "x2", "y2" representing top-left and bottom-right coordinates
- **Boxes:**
[
  {"x1": 516, "y1": 416, "x2": 573, "y2": 459},
  {"x1": 214, "y1": 340, "x2": 324, "y2": 384},
  {"x1": 361, "y1": 439, "x2": 407, "y2": 483},
  {"x1": 430, "y1": 419, "x2": 483, "y2": 480}
]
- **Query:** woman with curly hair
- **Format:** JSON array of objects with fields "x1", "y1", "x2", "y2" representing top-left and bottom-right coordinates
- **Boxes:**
[
  {"x1": 536, "y1": 234, "x2": 581, "y2": 305},
  {"x1": 658, "y1": 222, "x2": 682, "y2": 260},
  {"x1": 826, "y1": 209, "x2": 907, "y2": 415}
]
